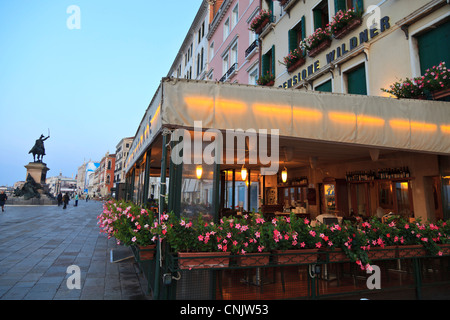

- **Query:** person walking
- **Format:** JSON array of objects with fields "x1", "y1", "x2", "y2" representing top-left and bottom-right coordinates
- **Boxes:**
[
  {"x1": 57, "y1": 192, "x2": 62, "y2": 206},
  {"x1": 62, "y1": 193, "x2": 69, "y2": 209},
  {"x1": 74, "y1": 193, "x2": 79, "y2": 207},
  {"x1": 0, "y1": 191, "x2": 7, "y2": 212}
]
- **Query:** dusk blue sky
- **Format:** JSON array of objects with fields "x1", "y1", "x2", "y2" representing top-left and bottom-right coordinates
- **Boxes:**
[{"x1": 0, "y1": 0, "x2": 203, "y2": 186}]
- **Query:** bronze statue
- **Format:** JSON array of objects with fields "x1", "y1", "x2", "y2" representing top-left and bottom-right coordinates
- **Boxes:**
[{"x1": 29, "y1": 134, "x2": 50, "y2": 163}]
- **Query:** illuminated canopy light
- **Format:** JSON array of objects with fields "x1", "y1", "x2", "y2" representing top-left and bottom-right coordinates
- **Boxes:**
[
  {"x1": 196, "y1": 165, "x2": 203, "y2": 179},
  {"x1": 281, "y1": 167, "x2": 288, "y2": 183}
]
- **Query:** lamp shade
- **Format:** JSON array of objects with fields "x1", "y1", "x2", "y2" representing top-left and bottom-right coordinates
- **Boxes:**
[
  {"x1": 241, "y1": 166, "x2": 248, "y2": 181},
  {"x1": 281, "y1": 167, "x2": 288, "y2": 183},
  {"x1": 196, "y1": 166, "x2": 203, "y2": 179}
]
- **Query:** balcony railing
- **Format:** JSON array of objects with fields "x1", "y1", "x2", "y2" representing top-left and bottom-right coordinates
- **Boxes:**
[
  {"x1": 245, "y1": 39, "x2": 259, "y2": 59},
  {"x1": 219, "y1": 62, "x2": 238, "y2": 82}
]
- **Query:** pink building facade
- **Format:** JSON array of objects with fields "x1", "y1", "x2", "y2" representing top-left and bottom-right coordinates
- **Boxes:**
[{"x1": 207, "y1": 0, "x2": 260, "y2": 85}]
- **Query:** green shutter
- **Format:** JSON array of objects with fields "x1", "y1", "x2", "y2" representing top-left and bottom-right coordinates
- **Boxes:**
[
  {"x1": 301, "y1": 16, "x2": 306, "y2": 40},
  {"x1": 288, "y1": 29, "x2": 298, "y2": 53},
  {"x1": 355, "y1": 0, "x2": 364, "y2": 12},
  {"x1": 269, "y1": 0, "x2": 274, "y2": 22},
  {"x1": 315, "y1": 80, "x2": 332, "y2": 92},
  {"x1": 347, "y1": 65, "x2": 367, "y2": 95},
  {"x1": 334, "y1": 0, "x2": 346, "y2": 14},
  {"x1": 313, "y1": 9, "x2": 322, "y2": 31},
  {"x1": 417, "y1": 20, "x2": 450, "y2": 74},
  {"x1": 262, "y1": 52, "x2": 269, "y2": 76},
  {"x1": 271, "y1": 45, "x2": 276, "y2": 76}
]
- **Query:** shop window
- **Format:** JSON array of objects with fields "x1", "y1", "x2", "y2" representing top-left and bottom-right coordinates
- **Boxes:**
[
  {"x1": 416, "y1": 19, "x2": 450, "y2": 75},
  {"x1": 262, "y1": 45, "x2": 275, "y2": 77},
  {"x1": 313, "y1": 0, "x2": 329, "y2": 31},
  {"x1": 288, "y1": 16, "x2": 306, "y2": 53},
  {"x1": 346, "y1": 64, "x2": 367, "y2": 95},
  {"x1": 334, "y1": 0, "x2": 364, "y2": 14},
  {"x1": 315, "y1": 79, "x2": 332, "y2": 92}
]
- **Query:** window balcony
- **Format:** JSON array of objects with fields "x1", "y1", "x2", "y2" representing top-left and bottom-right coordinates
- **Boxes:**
[
  {"x1": 219, "y1": 62, "x2": 238, "y2": 82},
  {"x1": 245, "y1": 39, "x2": 259, "y2": 60}
]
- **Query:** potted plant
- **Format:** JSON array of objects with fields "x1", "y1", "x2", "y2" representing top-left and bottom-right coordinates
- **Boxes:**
[
  {"x1": 156, "y1": 212, "x2": 230, "y2": 270},
  {"x1": 219, "y1": 214, "x2": 270, "y2": 266},
  {"x1": 381, "y1": 62, "x2": 449, "y2": 100},
  {"x1": 300, "y1": 27, "x2": 332, "y2": 58},
  {"x1": 330, "y1": 8, "x2": 363, "y2": 39},
  {"x1": 257, "y1": 71, "x2": 275, "y2": 86},
  {"x1": 98, "y1": 200, "x2": 157, "y2": 260},
  {"x1": 270, "y1": 214, "x2": 323, "y2": 265},
  {"x1": 250, "y1": 9, "x2": 272, "y2": 35},
  {"x1": 283, "y1": 48, "x2": 306, "y2": 73}
]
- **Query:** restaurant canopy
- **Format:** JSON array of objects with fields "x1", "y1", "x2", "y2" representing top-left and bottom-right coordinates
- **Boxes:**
[{"x1": 125, "y1": 78, "x2": 450, "y2": 174}]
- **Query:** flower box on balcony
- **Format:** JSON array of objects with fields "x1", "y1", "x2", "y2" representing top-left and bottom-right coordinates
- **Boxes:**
[
  {"x1": 287, "y1": 57, "x2": 306, "y2": 73},
  {"x1": 397, "y1": 245, "x2": 427, "y2": 259},
  {"x1": 308, "y1": 39, "x2": 332, "y2": 58},
  {"x1": 178, "y1": 251, "x2": 231, "y2": 270},
  {"x1": 272, "y1": 249, "x2": 319, "y2": 265},
  {"x1": 333, "y1": 18, "x2": 362, "y2": 39}
]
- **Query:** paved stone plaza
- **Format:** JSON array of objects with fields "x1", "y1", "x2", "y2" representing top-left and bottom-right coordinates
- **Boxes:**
[{"x1": 0, "y1": 201, "x2": 151, "y2": 300}]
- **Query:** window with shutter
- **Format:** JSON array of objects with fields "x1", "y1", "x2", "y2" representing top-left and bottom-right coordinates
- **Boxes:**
[
  {"x1": 346, "y1": 64, "x2": 367, "y2": 95},
  {"x1": 288, "y1": 16, "x2": 306, "y2": 53},
  {"x1": 416, "y1": 20, "x2": 450, "y2": 75},
  {"x1": 313, "y1": 0, "x2": 329, "y2": 31},
  {"x1": 335, "y1": 0, "x2": 364, "y2": 14},
  {"x1": 315, "y1": 80, "x2": 332, "y2": 92}
]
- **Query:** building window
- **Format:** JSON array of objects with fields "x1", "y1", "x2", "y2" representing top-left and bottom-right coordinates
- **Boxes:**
[
  {"x1": 261, "y1": 45, "x2": 275, "y2": 78},
  {"x1": 232, "y1": 4, "x2": 239, "y2": 29},
  {"x1": 231, "y1": 43, "x2": 238, "y2": 65},
  {"x1": 210, "y1": 42, "x2": 214, "y2": 62},
  {"x1": 223, "y1": 54, "x2": 229, "y2": 75},
  {"x1": 224, "y1": 18, "x2": 230, "y2": 41},
  {"x1": 313, "y1": 0, "x2": 329, "y2": 31},
  {"x1": 249, "y1": 67, "x2": 259, "y2": 85},
  {"x1": 416, "y1": 19, "x2": 450, "y2": 75},
  {"x1": 288, "y1": 16, "x2": 306, "y2": 53},
  {"x1": 315, "y1": 79, "x2": 332, "y2": 92},
  {"x1": 334, "y1": 0, "x2": 364, "y2": 14},
  {"x1": 346, "y1": 64, "x2": 367, "y2": 95}
]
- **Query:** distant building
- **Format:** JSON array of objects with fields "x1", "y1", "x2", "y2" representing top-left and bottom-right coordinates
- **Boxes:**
[
  {"x1": 46, "y1": 173, "x2": 77, "y2": 197},
  {"x1": 76, "y1": 160, "x2": 100, "y2": 196},
  {"x1": 98, "y1": 152, "x2": 116, "y2": 198}
]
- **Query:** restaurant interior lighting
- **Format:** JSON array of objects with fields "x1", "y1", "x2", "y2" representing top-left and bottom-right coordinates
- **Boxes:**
[
  {"x1": 281, "y1": 167, "x2": 288, "y2": 183},
  {"x1": 241, "y1": 165, "x2": 248, "y2": 181},
  {"x1": 196, "y1": 165, "x2": 203, "y2": 179}
]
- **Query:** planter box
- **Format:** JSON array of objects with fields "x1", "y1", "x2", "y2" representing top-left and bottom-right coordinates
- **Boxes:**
[
  {"x1": 367, "y1": 246, "x2": 398, "y2": 261},
  {"x1": 438, "y1": 244, "x2": 450, "y2": 256},
  {"x1": 321, "y1": 248, "x2": 351, "y2": 263},
  {"x1": 178, "y1": 252, "x2": 231, "y2": 270},
  {"x1": 254, "y1": 19, "x2": 270, "y2": 35},
  {"x1": 431, "y1": 88, "x2": 450, "y2": 100},
  {"x1": 287, "y1": 57, "x2": 306, "y2": 73},
  {"x1": 272, "y1": 249, "x2": 319, "y2": 265},
  {"x1": 397, "y1": 245, "x2": 427, "y2": 258},
  {"x1": 137, "y1": 244, "x2": 156, "y2": 261},
  {"x1": 308, "y1": 39, "x2": 332, "y2": 58},
  {"x1": 333, "y1": 18, "x2": 362, "y2": 39},
  {"x1": 236, "y1": 252, "x2": 270, "y2": 267}
]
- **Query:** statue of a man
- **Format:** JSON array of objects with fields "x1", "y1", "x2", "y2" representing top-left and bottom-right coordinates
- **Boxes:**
[{"x1": 29, "y1": 134, "x2": 50, "y2": 163}]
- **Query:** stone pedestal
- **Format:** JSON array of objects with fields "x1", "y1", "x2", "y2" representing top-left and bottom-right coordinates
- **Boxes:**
[{"x1": 25, "y1": 162, "x2": 50, "y2": 184}]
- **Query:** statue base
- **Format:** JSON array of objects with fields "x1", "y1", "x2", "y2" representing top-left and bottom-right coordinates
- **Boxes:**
[{"x1": 25, "y1": 162, "x2": 50, "y2": 184}]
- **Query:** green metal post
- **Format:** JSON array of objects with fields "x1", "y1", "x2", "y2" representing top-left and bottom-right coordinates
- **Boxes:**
[
  {"x1": 142, "y1": 149, "x2": 152, "y2": 206},
  {"x1": 413, "y1": 258, "x2": 423, "y2": 300},
  {"x1": 154, "y1": 133, "x2": 168, "y2": 300}
]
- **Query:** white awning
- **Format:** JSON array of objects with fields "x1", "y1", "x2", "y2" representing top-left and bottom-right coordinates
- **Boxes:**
[{"x1": 125, "y1": 78, "x2": 450, "y2": 174}]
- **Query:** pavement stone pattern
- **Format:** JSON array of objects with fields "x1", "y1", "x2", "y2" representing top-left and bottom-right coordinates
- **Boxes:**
[{"x1": 0, "y1": 201, "x2": 151, "y2": 300}]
